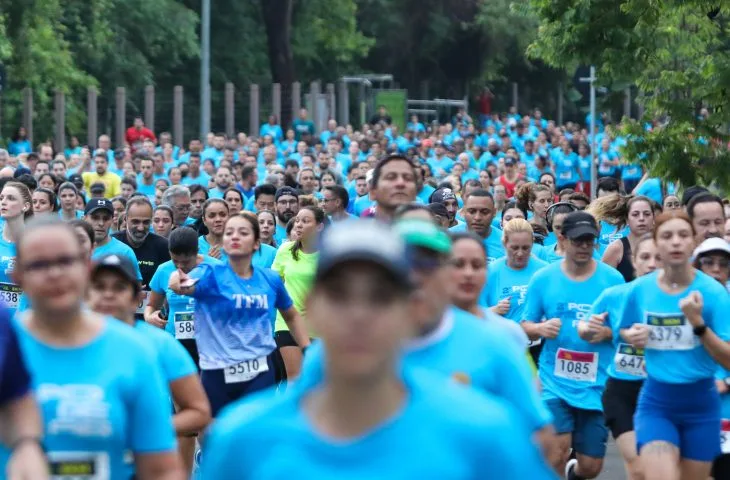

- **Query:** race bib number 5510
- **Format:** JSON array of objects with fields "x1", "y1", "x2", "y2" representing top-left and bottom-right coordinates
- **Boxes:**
[{"x1": 224, "y1": 356, "x2": 269, "y2": 384}]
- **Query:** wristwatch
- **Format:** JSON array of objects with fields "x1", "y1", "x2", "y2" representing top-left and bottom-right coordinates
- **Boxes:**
[
  {"x1": 693, "y1": 325, "x2": 708, "y2": 337},
  {"x1": 11, "y1": 436, "x2": 45, "y2": 453}
]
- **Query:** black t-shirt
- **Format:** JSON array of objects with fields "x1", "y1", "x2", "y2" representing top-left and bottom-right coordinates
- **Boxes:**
[{"x1": 111, "y1": 231, "x2": 171, "y2": 287}]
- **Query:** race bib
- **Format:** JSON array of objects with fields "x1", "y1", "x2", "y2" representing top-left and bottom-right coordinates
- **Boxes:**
[
  {"x1": 559, "y1": 171, "x2": 572, "y2": 180},
  {"x1": 223, "y1": 356, "x2": 269, "y2": 384},
  {"x1": 48, "y1": 451, "x2": 109, "y2": 479},
  {"x1": 135, "y1": 290, "x2": 150, "y2": 315},
  {"x1": 554, "y1": 348, "x2": 598, "y2": 382},
  {"x1": 174, "y1": 312, "x2": 195, "y2": 340},
  {"x1": 722, "y1": 419, "x2": 730, "y2": 454},
  {"x1": 0, "y1": 282, "x2": 21, "y2": 309},
  {"x1": 646, "y1": 314, "x2": 696, "y2": 351},
  {"x1": 614, "y1": 343, "x2": 646, "y2": 378}
]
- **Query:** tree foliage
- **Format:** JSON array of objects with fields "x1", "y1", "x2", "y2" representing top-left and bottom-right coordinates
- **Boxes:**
[{"x1": 527, "y1": 0, "x2": 730, "y2": 189}]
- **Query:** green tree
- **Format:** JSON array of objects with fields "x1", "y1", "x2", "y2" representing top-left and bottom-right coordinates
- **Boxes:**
[{"x1": 527, "y1": 0, "x2": 730, "y2": 189}]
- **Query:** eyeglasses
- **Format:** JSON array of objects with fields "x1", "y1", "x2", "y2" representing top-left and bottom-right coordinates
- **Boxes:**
[
  {"x1": 22, "y1": 254, "x2": 85, "y2": 274},
  {"x1": 698, "y1": 256, "x2": 730, "y2": 269},
  {"x1": 569, "y1": 237, "x2": 595, "y2": 247}
]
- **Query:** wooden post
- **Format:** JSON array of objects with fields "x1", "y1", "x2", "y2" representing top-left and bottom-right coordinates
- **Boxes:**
[
  {"x1": 249, "y1": 84, "x2": 260, "y2": 138},
  {"x1": 87, "y1": 87, "x2": 98, "y2": 148},
  {"x1": 272, "y1": 83, "x2": 281, "y2": 123},
  {"x1": 115, "y1": 87, "x2": 126, "y2": 148},
  {"x1": 173, "y1": 86, "x2": 183, "y2": 147},
  {"x1": 291, "y1": 82, "x2": 301, "y2": 114},
  {"x1": 22, "y1": 88, "x2": 33, "y2": 146},
  {"x1": 144, "y1": 85, "x2": 155, "y2": 132},
  {"x1": 225, "y1": 82, "x2": 235, "y2": 138},
  {"x1": 54, "y1": 90, "x2": 65, "y2": 154}
]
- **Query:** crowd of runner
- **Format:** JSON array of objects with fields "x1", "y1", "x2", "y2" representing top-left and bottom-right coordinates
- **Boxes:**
[{"x1": 1, "y1": 106, "x2": 730, "y2": 479}]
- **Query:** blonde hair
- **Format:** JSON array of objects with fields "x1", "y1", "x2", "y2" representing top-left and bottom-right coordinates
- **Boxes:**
[
  {"x1": 587, "y1": 194, "x2": 655, "y2": 230},
  {"x1": 502, "y1": 218, "x2": 534, "y2": 244}
]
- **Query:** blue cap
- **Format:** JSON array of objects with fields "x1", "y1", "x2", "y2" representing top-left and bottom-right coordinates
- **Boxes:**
[{"x1": 316, "y1": 220, "x2": 411, "y2": 287}]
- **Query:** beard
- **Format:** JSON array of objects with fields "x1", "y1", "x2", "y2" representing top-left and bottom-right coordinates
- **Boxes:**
[{"x1": 278, "y1": 210, "x2": 295, "y2": 224}]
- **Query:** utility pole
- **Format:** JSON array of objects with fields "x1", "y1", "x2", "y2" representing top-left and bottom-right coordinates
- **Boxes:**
[
  {"x1": 200, "y1": 0, "x2": 211, "y2": 139},
  {"x1": 580, "y1": 66, "x2": 598, "y2": 199}
]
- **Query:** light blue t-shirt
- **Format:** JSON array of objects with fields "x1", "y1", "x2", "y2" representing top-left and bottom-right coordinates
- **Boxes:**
[
  {"x1": 201, "y1": 367, "x2": 557, "y2": 480},
  {"x1": 482, "y1": 256, "x2": 547, "y2": 322},
  {"x1": 149, "y1": 257, "x2": 223, "y2": 337},
  {"x1": 253, "y1": 244, "x2": 277, "y2": 269},
  {"x1": 535, "y1": 243, "x2": 602, "y2": 264},
  {"x1": 92, "y1": 237, "x2": 142, "y2": 280},
  {"x1": 524, "y1": 261, "x2": 624, "y2": 410},
  {"x1": 134, "y1": 320, "x2": 197, "y2": 382},
  {"x1": 0, "y1": 237, "x2": 21, "y2": 316},
  {"x1": 598, "y1": 221, "x2": 630, "y2": 247},
  {"x1": 593, "y1": 283, "x2": 646, "y2": 382},
  {"x1": 3, "y1": 318, "x2": 176, "y2": 478},
  {"x1": 620, "y1": 270, "x2": 730, "y2": 384},
  {"x1": 273, "y1": 224, "x2": 288, "y2": 246},
  {"x1": 483, "y1": 228, "x2": 506, "y2": 264},
  {"x1": 198, "y1": 236, "x2": 228, "y2": 263},
  {"x1": 189, "y1": 263, "x2": 293, "y2": 369},
  {"x1": 181, "y1": 172, "x2": 212, "y2": 187}
]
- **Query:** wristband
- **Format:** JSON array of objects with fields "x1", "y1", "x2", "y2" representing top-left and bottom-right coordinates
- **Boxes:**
[
  {"x1": 11, "y1": 436, "x2": 44, "y2": 453},
  {"x1": 693, "y1": 325, "x2": 708, "y2": 337}
]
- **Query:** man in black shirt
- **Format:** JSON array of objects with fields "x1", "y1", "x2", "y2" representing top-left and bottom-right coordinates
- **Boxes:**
[{"x1": 112, "y1": 195, "x2": 170, "y2": 319}]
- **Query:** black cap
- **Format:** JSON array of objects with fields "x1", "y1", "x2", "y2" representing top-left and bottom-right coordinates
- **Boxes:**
[
  {"x1": 275, "y1": 186, "x2": 299, "y2": 201},
  {"x1": 427, "y1": 202, "x2": 449, "y2": 218},
  {"x1": 90, "y1": 182, "x2": 106, "y2": 194},
  {"x1": 13, "y1": 167, "x2": 31, "y2": 178},
  {"x1": 85, "y1": 198, "x2": 114, "y2": 216},
  {"x1": 504, "y1": 157, "x2": 516, "y2": 167},
  {"x1": 429, "y1": 187, "x2": 456, "y2": 204},
  {"x1": 562, "y1": 211, "x2": 599, "y2": 239},
  {"x1": 92, "y1": 254, "x2": 140, "y2": 287}
]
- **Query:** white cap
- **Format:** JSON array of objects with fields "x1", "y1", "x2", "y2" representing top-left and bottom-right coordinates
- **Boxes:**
[
  {"x1": 365, "y1": 169, "x2": 374, "y2": 185},
  {"x1": 693, "y1": 237, "x2": 730, "y2": 258}
]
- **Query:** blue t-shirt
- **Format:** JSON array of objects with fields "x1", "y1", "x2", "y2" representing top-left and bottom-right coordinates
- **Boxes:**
[
  {"x1": 620, "y1": 270, "x2": 730, "y2": 384},
  {"x1": 148, "y1": 257, "x2": 223, "y2": 337},
  {"x1": 524, "y1": 261, "x2": 624, "y2": 410},
  {"x1": 92, "y1": 237, "x2": 142, "y2": 280},
  {"x1": 598, "y1": 221, "x2": 629, "y2": 247},
  {"x1": 135, "y1": 177, "x2": 157, "y2": 200},
  {"x1": 483, "y1": 228, "x2": 506, "y2": 264},
  {"x1": 0, "y1": 238, "x2": 21, "y2": 316},
  {"x1": 134, "y1": 321, "x2": 197, "y2": 382},
  {"x1": 189, "y1": 263, "x2": 293, "y2": 369},
  {"x1": 273, "y1": 224, "x2": 288, "y2": 246},
  {"x1": 635, "y1": 178, "x2": 676, "y2": 205},
  {"x1": 535, "y1": 243, "x2": 602, "y2": 264},
  {"x1": 253, "y1": 244, "x2": 277, "y2": 269},
  {"x1": 554, "y1": 151, "x2": 579, "y2": 187},
  {"x1": 593, "y1": 283, "x2": 646, "y2": 382},
  {"x1": 201, "y1": 367, "x2": 556, "y2": 480},
  {"x1": 181, "y1": 172, "x2": 212, "y2": 188},
  {"x1": 198, "y1": 236, "x2": 228, "y2": 263},
  {"x1": 3, "y1": 318, "x2": 176, "y2": 478},
  {"x1": 482, "y1": 256, "x2": 547, "y2": 322}
]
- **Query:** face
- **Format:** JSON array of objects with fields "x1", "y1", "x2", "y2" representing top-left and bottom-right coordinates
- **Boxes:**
[
  {"x1": 152, "y1": 210, "x2": 173, "y2": 238},
  {"x1": 628, "y1": 200, "x2": 654, "y2": 236},
  {"x1": 95, "y1": 157, "x2": 108, "y2": 175},
  {"x1": 501, "y1": 207, "x2": 526, "y2": 227},
  {"x1": 532, "y1": 190, "x2": 553, "y2": 218},
  {"x1": 307, "y1": 264, "x2": 411, "y2": 380},
  {"x1": 170, "y1": 252, "x2": 198, "y2": 273},
  {"x1": 120, "y1": 183, "x2": 135, "y2": 199},
  {"x1": 216, "y1": 168, "x2": 232, "y2": 188},
  {"x1": 140, "y1": 160, "x2": 153, "y2": 179},
  {"x1": 292, "y1": 209, "x2": 321, "y2": 242},
  {"x1": 698, "y1": 253, "x2": 730, "y2": 285},
  {"x1": 322, "y1": 189, "x2": 340, "y2": 215},
  {"x1": 88, "y1": 210, "x2": 113, "y2": 243},
  {"x1": 170, "y1": 195, "x2": 192, "y2": 225},
  {"x1": 463, "y1": 196, "x2": 495, "y2": 236},
  {"x1": 15, "y1": 226, "x2": 88, "y2": 314},
  {"x1": 372, "y1": 160, "x2": 417, "y2": 209},
  {"x1": 540, "y1": 175, "x2": 555, "y2": 194},
  {"x1": 59, "y1": 189, "x2": 77, "y2": 210},
  {"x1": 692, "y1": 201, "x2": 725, "y2": 243},
  {"x1": 258, "y1": 213, "x2": 276, "y2": 241},
  {"x1": 563, "y1": 234, "x2": 596, "y2": 266},
  {"x1": 321, "y1": 174, "x2": 336, "y2": 188},
  {"x1": 493, "y1": 185, "x2": 506, "y2": 203},
  {"x1": 224, "y1": 191, "x2": 242, "y2": 213},
  {"x1": 655, "y1": 218, "x2": 695, "y2": 267},
  {"x1": 35, "y1": 163, "x2": 50, "y2": 177},
  {"x1": 443, "y1": 198, "x2": 458, "y2": 221},
  {"x1": 189, "y1": 191, "x2": 206, "y2": 219},
  {"x1": 450, "y1": 239, "x2": 487, "y2": 306},
  {"x1": 88, "y1": 270, "x2": 137, "y2": 320},
  {"x1": 276, "y1": 194, "x2": 299, "y2": 223},
  {"x1": 223, "y1": 216, "x2": 259, "y2": 257},
  {"x1": 204, "y1": 202, "x2": 229, "y2": 236},
  {"x1": 126, "y1": 203, "x2": 153, "y2": 245},
  {"x1": 504, "y1": 231, "x2": 533, "y2": 269},
  {"x1": 663, "y1": 195, "x2": 681, "y2": 211},
  {"x1": 169, "y1": 168, "x2": 182, "y2": 185},
  {"x1": 633, "y1": 239, "x2": 661, "y2": 277},
  {"x1": 32, "y1": 191, "x2": 52, "y2": 214},
  {"x1": 355, "y1": 179, "x2": 367, "y2": 196},
  {"x1": 0, "y1": 186, "x2": 29, "y2": 219},
  {"x1": 479, "y1": 170, "x2": 491, "y2": 189}
]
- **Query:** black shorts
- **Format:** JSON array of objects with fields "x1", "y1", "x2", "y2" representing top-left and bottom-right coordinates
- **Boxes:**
[
  {"x1": 602, "y1": 377, "x2": 643, "y2": 439},
  {"x1": 179, "y1": 338, "x2": 200, "y2": 372},
  {"x1": 712, "y1": 453, "x2": 730, "y2": 478},
  {"x1": 275, "y1": 330, "x2": 299, "y2": 348},
  {"x1": 529, "y1": 341, "x2": 543, "y2": 368},
  {"x1": 201, "y1": 354, "x2": 276, "y2": 417}
]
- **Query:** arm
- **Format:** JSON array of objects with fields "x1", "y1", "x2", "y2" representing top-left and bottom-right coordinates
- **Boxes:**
[
  {"x1": 631, "y1": 171, "x2": 650, "y2": 195},
  {"x1": 2, "y1": 394, "x2": 49, "y2": 480},
  {"x1": 601, "y1": 240, "x2": 623, "y2": 268},
  {"x1": 144, "y1": 291, "x2": 167, "y2": 329},
  {"x1": 168, "y1": 269, "x2": 196, "y2": 297},
  {"x1": 280, "y1": 306, "x2": 311, "y2": 349},
  {"x1": 682, "y1": 291, "x2": 730, "y2": 369},
  {"x1": 135, "y1": 452, "x2": 185, "y2": 480},
  {"x1": 170, "y1": 375, "x2": 211, "y2": 436},
  {"x1": 692, "y1": 326, "x2": 730, "y2": 370}
]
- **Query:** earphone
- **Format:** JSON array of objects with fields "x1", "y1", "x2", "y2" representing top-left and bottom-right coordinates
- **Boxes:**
[{"x1": 546, "y1": 202, "x2": 578, "y2": 232}]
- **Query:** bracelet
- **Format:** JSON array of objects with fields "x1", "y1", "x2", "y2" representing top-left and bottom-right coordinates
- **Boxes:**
[{"x1": 11, "y1": 436, "x2": 44, "y2": 453}]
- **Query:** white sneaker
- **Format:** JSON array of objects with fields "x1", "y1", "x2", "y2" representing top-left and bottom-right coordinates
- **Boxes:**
[{"x1": 564, "y1": 458, "x2": 578, "y2": 479}]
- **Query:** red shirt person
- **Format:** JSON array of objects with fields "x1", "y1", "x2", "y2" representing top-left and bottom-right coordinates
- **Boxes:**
[{"x1": 125, "y1": 117, "x2": 156, "y2": 150}]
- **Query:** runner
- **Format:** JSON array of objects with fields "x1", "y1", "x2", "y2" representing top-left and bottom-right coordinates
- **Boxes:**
[
  {"x1": 590, "y1": 195, "x2": 656, "y2": 281},
  {"x1": 522, "y1": 211, "x2": 624, "y2": 479},
  {"x1": 201, "y1": 221, "x2": 556, "y2": 479},
  {"x1": 596, "y1": 234, "x2": 660, "y2": 480},
  {"x1": 57, "y1": 182, "x2": 85, "y2": 221},
  {"x1": 619, "y1": 211, "x2": 730, "y2": 480},
  {"x1": 369, "y1": 154, "x2": 418, "y2": 222},
  {"x1": 687, "y1": 192, "x2": 726, "y2": 244},
  {"x1": 0, "y1": 181, "x2": 31, "y2": 316},
  {"x1": 85, "y1": 198, "x2": 142, "y2": 279},
  {"x1": 168, "y1": 213, "x2": 311, "y2": 417},
  {"x1": 461, "y1": 188, "x2": 505, "y2": 263},
  {"x1": 198, "y1": 199, "x2": 229, "y2": 262},
  {"x1": 69, "y1": 219, "x2": 94, "y2": 259},
  {"x1": 535, "y1": 202, "x2": 579, "y2": 263},
  {"x1": 516, "y1": 182, "x2": 554, "y2": 233},
  {"x1": 9, "y1": 216, "x2": 183, "y2": 477},
  {"x1": 153, "y1": 204, "x2": 175, "y2": 238},
  {"x1": 272, "y1": 206, "x2": 325, "y2": 379},
  {"x1": 241, "y1": 211, "x2": 276, "y2": 268},
  {"x1": 256, "y1": 210, "x2": 278, "y2": 248}
]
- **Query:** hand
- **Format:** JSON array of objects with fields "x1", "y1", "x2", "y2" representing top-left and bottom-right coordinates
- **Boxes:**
[
  {"x1": 209, "y1": 244, "x2": 221, "y2": 259},
  {"x1": 540, "y1": 318, "x2": 562, "y2": 339},
  {"x1": 146, "y1": 310, "x2": 167, "y2": 329},
  {"x1": 169, "y1": 268, "x2": 195, "y2": 295},
  {"x1": 680, "y1": 290, "x2": 704, "y2": 326},
  {"x1": 7, "y1": 440, "x2": 49, "y2": 480},
  {"x1": 585, "y1": 312, "x2": 609, "y2": 344},
  {"x1": 623, "y1": 324, "x2": 650, "y2": 348},
  {"x1": 492, "y1": 298, "x2": 511, "y2": 316}
]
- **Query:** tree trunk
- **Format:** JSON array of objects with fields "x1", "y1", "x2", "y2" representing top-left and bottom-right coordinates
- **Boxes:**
[{"x1": 260, "y1": 0, "x2": 295, "y2": 129}]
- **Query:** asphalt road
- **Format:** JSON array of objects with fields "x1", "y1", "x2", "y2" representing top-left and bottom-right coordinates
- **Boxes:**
[{"x1": 598, "y1": 440, "x2": 625, "y2": 479}]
